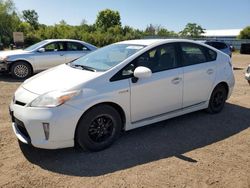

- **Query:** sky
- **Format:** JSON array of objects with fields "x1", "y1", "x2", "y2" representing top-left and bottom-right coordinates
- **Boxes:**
[{"x1": 13, "y1": 0, "x2": 250, "y2": 32}]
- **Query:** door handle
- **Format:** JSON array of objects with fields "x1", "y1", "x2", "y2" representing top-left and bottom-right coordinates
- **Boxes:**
[
  {"x1": 207, "y1": 69, "x2": 214, "y2": 75},
  {"x1": 171, "y1": 77, "x2": 182, "y2": 84},
  {"x1": 60, "y1": 54, "x2": 65, "y2": 56}
]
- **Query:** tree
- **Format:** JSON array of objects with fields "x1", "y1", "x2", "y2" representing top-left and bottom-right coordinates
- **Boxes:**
[
  {"x1": 179, "y1": 23, "x2": 205, "y2": 38},
  {"x1": 80, "y1": 19, "x2": 87, "y2": 26},
  {"x1": 0, "y1": 0, "x2": 20, "y2": 46},
  {"x1": 238, "y1": 26, "x2": 250, "y2": 39},
  {"x1": 145, "y1": 24, "x2": 157, "y2": 35},
  {"x1": 157, "y1": 28, "x2": 178, "y2": 37},
  {"x1": 95, "y1": 9, "x2": 121, "y2": 31},
  {"x1": 22, "y1": 9, "x2": 39, "y2": 29}
]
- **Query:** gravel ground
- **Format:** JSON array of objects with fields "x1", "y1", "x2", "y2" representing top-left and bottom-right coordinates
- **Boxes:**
[{"x1": 0, "y1": 54, "x2": 249, "y2": 188}]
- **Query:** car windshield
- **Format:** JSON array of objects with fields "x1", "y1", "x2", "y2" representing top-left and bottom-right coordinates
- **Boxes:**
[
  {"x1": 71, "y1": 44, "x2": 145, "y2": 71},
  {"x1": 24, "y1": 40, "x2": 49, "y2": 51}
]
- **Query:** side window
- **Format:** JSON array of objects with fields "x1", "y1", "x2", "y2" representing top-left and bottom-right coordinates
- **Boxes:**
[
  {"x1": 67, "y1": 42, "x2": 89, "y2": 51},
  {"x1": 111, "y1": 44, "x2": 178, "y2": 81},
  {"x1": 206, "y1": 48, "x2": 217, "y2": 61},
  {"x1": 126, "y1": 44, "x2": 177, "y2": 74},
  {"x1": 180, "y1": 43, "x2": 207, "y2": 66},
  {"x1": 44, "y1": 42, "x2": 66, "y2": 52}
]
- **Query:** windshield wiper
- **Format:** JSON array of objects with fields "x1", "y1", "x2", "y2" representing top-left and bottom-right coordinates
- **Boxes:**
[{"x1": 69, "y1": 63, "x2": 96, "y2": 72}]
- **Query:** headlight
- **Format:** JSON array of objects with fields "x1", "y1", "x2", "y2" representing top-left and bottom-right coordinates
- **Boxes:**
[{"x1": 29, "y1": 90, "x2": 81, "y2": 107}]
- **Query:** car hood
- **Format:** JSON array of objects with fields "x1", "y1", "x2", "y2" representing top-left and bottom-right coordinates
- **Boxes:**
[
  {"x1": 22, "y1": 64, "x2": 103, "y2": 95},
  {"x1": 0, "y1": 49, "x2": 29, "y2": 57}
]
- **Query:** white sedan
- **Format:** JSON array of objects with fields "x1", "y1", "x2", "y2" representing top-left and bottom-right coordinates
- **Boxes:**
[{"x1": 9, "y1": 39, "x2": 235, "y2": 151}]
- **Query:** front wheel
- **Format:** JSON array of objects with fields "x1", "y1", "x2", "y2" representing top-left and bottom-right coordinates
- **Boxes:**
[
  {"x1": 76, "y1": 105, "x2": 122, "y2": 151},
  {"x1": 206, "y1": 85, "x2": 227, "y2": 114},
  {"x1": 11, "y1": 61, "x2": 32, "y2": 79}
]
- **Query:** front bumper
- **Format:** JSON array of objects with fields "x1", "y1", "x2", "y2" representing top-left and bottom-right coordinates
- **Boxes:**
[{"x1": 9, "y1": 100, "x2": 83, "y2": 149}]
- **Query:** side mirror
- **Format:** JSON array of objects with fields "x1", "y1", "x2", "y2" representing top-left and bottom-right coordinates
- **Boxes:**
[
  {"x1": 38, "y1": 48, "x2": 45, "y2": 53},
  {"x1": 133, "y1": 66, "x2": 152, "y2": 82}
]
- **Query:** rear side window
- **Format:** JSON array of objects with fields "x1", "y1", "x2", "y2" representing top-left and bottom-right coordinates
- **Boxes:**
[
  {"x1": 67, "y1": 42, "x2": 89, "y2": 51},
  {"x1": 181, "y1": 43, "x2": 207, "y2": 66},
  {"x1": 206, "y1": 48, "x2": 217, "y2": 61},
  {"x1": 180, "y1": 43, "x2": 217, "y2": 66}
]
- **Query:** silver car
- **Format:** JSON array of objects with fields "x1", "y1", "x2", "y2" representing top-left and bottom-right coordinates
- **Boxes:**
[{"x1": 0, "y1": 39, "x2": 97, "y2": 79}]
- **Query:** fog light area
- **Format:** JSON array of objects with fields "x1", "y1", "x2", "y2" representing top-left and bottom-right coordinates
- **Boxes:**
[{"x1": 42, "y1": 123, "x2": 50, "y2": 140}]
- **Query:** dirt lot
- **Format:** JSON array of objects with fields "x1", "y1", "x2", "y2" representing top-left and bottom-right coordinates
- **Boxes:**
[{"x1": 0, "y1": 54, "x2": 249, "y2": 188}]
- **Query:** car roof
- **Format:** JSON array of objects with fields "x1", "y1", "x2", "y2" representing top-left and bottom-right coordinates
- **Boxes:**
[
  {"x1": 42, "y1": 39, "x2": 97, "y2": 49},
  {"x1": 44, "y1": 39, "x2": 84, "y2": 43},
  {"x1": 117, "y1": 39, "x2": 200, "y2": 46}
]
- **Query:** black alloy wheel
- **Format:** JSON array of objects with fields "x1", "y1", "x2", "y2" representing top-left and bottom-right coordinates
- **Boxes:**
[
  {"x1": 76, "y1": 105, "x2": 122, "y2": 151},
  {"x1": 207, "y1": 85, "x2": 227, "y2": 114}
]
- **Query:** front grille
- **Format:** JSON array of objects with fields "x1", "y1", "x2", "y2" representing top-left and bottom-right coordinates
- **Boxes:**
[{"x1": 15, "y1": 118, "x2": 30, "y2": 140}]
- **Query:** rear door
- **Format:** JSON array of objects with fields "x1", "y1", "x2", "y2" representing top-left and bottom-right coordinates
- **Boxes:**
[{"x1": 180, "y1": 42, "x2": 217, "y2": 107}]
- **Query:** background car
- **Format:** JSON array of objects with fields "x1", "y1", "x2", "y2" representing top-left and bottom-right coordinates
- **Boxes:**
[
  {"x1": 0, "y1": 39, "x2": 97, "y2": 79},
  {"x1": 10, "y1": 39, "x2": 234, "y2": 151},
  {"x1": 245, "y1": 65, "x2": 250, "y2": 85},
  {"x1": 204, "y1": 41, "x2": 232, "y2": 57}
]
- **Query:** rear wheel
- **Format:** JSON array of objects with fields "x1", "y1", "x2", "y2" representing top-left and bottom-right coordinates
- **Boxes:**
[
  {"x1": 206, "y1": 85, "x2": 227, "y2": 114},
  {"x1": 76, "y1": 105, "x2": 122, "y2": 151},
  {"x1": 11, "y1": 61, "x2": 32, "y2": 79}
]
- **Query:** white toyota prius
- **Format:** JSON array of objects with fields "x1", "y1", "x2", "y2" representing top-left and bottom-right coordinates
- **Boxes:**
[{"x1": 9, "y1": 39, "x2": 235, "y2": 151}]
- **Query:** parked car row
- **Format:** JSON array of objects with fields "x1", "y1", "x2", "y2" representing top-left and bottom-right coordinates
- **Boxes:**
[
  {"x1": 0, "y1": 39, "x2": 97, "y2": 79},
  {"x1": 9, "y1": 39, "x2": 235, "y2": 151}
]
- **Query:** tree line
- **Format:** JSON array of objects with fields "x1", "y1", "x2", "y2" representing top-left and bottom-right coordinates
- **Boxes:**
[{"x1": 0, "y1": 0, "x2": 249, "y2": 48}]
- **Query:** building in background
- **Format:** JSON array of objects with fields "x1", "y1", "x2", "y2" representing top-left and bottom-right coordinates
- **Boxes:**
[
  {"x1": 202, "y1": 29, "x2": 242, "y2": 40},
  {"x1": 202, "y1": 29, "x2": 250, "y2": 50}
]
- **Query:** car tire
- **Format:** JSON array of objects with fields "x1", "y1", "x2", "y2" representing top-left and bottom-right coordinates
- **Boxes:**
[
  {"x1": 206, "y1": 85, "x2": 227, "y2": 114},
  {"x1": 76, "y1": 105, "x2": 122, "y2": 151},
  {"x1": 11, "y1": 61, "x2": 32, "y2": 79}
]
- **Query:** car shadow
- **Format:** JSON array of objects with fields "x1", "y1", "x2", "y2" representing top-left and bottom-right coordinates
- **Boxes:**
[
  {"x1": 0, "y1": 73, "x2": 24, "y2": 83},
  {"x1": 19, "y1": 103, "x2": 250, "y2": 177}
]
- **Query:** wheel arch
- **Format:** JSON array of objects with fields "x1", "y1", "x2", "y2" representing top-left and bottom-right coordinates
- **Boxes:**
[
  {"x1": 74, "y1": 101, "x2": 127, "y2": 141},
  {"x1": 210, "y1": 81, "x2": 229, "y2": 100},
  {"x1": 9, "y1": 60, "x2": 34, "y2": 74},
  {"x1": 214, "y1": 81, "x2": 229, "y2": 95}
]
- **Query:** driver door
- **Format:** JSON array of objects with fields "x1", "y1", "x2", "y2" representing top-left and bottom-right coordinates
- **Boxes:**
[
  {"x1": 125, "y1": 44, "x2": 183, "y2": 123},
  {"x1": 34, "y1": 42, "x2": 67, "y2": 71}
]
